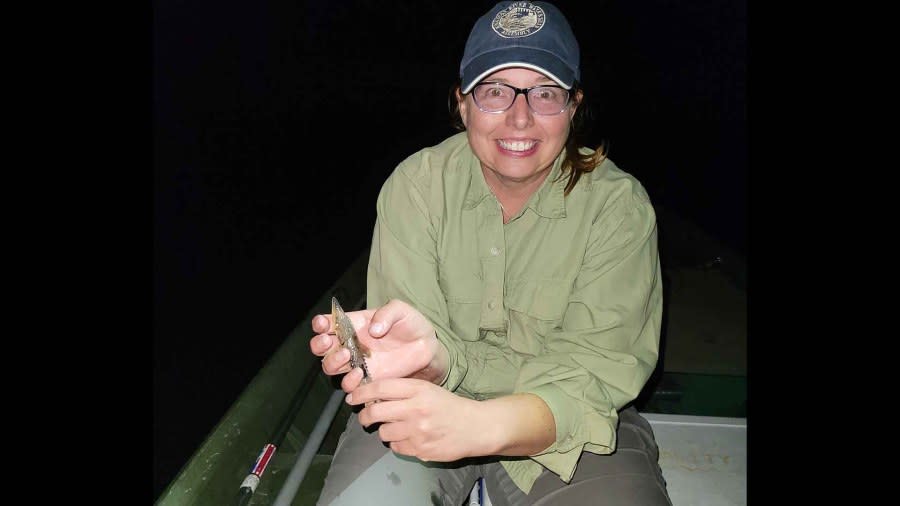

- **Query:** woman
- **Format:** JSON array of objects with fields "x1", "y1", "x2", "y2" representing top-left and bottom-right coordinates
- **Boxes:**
[{"x1": 309, "y1": 2, "x2": 671, "y2": 504}]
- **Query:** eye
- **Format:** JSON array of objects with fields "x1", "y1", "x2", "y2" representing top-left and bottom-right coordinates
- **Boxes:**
[
  {"x1": 535, "y1": 87, "x2": 557, "y2": 100},
  {"x1": 486, "y1": 84, "x2": 513, "y2": 98}
]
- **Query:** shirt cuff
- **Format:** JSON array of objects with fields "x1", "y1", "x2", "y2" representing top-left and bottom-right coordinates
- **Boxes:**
[
  {"x1": 524, "y1": 383, "x2": 617, "y2": 482},
  {"x1": 434, "y1": 328, "x2": 466, "y2": 391},
  {"x1": 524, "y1": 383, "x2": 581, "y2": 453}
]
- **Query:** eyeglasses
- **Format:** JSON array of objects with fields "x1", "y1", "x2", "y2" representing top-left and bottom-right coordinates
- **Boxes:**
[{"x1": 471, "y1": 82, "x2": 571, "y2": 116}]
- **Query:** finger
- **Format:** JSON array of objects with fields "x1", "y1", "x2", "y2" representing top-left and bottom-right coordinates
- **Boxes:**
[
  {"x1": 357, "y1": 397, "x2": 415, "y2": 426},
  {"x1": 389, "y1": 441, "x2": 420, "y2": 459},
  {"x1": 347, "y1": 378, "x2": 428, "y2": 406},
  {"x1": 309, "y1": 332, "x2": 335, "y2": 356},
  {"x1": 377, "y1": 420, "x2": 411, "y2": 443},
  {"x1": 311, "y1": 314, "x2": 333, "y2": 334},
  {"x1": 321, "y1": 348, "x2": 351, "y2": 375},
  {"x1": 368, "y1": 299, "x2": 412, "y2": 337},
  {"x1": 340, "y1": 367, "x2": 364, "y2": 393}
]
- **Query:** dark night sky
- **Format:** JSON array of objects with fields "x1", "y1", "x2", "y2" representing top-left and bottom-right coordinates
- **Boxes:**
[{"x1": 153, "y1": 0, "x2": 746, "y2": 500}]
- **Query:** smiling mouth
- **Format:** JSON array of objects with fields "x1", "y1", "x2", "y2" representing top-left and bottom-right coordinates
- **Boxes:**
[{"x1": 497, "y1": 139, "x2": 538, "y2": 152}]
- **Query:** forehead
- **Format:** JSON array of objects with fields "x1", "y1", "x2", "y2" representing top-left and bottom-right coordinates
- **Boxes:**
[{"x1": 482, "y1": 67, "x2": 555, "y2": 85}]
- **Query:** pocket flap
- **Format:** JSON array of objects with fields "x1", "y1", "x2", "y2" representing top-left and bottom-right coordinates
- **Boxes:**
[{"x1": 506, "y1": 279, "x2": 570, "y2": 321}]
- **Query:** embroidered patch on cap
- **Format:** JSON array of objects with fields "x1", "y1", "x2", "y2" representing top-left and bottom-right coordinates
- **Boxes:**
[{"x1": 491, "y1": 2, "x2": 545, "y2": 39}]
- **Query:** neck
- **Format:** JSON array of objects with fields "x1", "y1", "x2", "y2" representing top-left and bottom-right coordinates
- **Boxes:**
[
  {"x1": 483, "y1": 169, "x2": 548, "y2": 223},
  {"x1": 482, "y1": 166, "x2": 549, "y2": 197}
]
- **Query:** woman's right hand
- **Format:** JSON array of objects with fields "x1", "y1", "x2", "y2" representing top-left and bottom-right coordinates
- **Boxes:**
[{"x1": 309, "y1": 299, "x2": 449, "y2": 393}]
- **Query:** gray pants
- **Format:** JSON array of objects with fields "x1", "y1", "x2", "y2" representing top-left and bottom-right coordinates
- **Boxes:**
[{"x1": 317, "y1": 406, "x2": 672, "y2": 506}]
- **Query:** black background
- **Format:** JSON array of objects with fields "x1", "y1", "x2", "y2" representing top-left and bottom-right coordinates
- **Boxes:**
[{"x1": 153, "y1": 0, "x2": 746, "y2": 500}]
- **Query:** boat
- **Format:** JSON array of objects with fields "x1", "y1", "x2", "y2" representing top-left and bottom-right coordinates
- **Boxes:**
[{"x1": 154, "y1": 206, "x2": 747, "y2": 505}]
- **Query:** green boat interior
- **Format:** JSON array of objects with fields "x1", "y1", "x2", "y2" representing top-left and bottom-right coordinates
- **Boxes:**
[{"x1": 155, "y1": 204, "x2": 747, "y2": 506}]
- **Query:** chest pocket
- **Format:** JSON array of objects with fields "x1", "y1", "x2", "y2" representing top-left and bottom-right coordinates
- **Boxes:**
[
  {"x1": 506, "y1": 279, "x2": 570, "y2": 319},
  {"x1": 505, "y1": 278, "x2": 571, "y2": 354}
]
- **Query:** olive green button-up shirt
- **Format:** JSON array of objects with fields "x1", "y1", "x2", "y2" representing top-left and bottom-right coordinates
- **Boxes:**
[{"x1": 366, "y1": 131, "x2": 663, "y2": 494}]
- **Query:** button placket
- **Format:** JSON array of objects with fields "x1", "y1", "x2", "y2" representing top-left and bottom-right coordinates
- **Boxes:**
[{"x1": 478, "y1": 206, "x2": 507, "y2": 330}]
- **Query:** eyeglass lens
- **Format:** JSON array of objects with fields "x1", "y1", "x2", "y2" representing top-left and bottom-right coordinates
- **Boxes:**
[{"x1": 472, "y1": 83, "x2": 569, "y2": 115}]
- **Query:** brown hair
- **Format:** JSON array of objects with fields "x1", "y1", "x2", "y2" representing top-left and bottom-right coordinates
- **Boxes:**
[{"x1": 448, "y1": 80, "x2": 608, "y2": 196}]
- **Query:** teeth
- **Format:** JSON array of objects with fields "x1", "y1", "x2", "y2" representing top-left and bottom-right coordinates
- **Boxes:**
[{"x1": 498, "y1": 139, "x2": 536, "y2": 152}]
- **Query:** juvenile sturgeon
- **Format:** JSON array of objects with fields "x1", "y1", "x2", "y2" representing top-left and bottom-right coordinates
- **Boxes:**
[{"x1": 331, "y1": 296, "x2": 372, "y2": 384}]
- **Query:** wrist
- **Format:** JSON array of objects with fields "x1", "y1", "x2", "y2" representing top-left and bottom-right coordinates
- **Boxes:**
[
  {"x1": 480, "y1": 394, "x2": 555, "y2": 456},
  {"x1": 410, "y1": 331, "x2": 449, "y2": 384},
  {"x1": 477, "y1": 399, "x2": 508, "y2": 456}
]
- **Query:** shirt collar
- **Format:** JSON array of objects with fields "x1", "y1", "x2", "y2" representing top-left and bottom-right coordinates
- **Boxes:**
[{"x1": 462, "y1": 141, "x2": 567, "y2": 219}]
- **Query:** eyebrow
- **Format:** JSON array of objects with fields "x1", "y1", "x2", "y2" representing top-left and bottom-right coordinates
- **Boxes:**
[{"x1": 486, "y1": 75, "x2": 557, "y2": 86}]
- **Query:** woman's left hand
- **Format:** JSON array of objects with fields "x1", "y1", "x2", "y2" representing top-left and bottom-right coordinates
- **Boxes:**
[{"x1": 347, "y1": 378, "x2": 492, "y2": 462}]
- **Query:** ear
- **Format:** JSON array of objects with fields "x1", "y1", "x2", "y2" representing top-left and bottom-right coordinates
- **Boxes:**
[
  {"x1": 568, "y1": 88, "x2": 584, "y2": 121},
  {"x1": 456, "y1": 87, "x2": 469, "y2": 128}
]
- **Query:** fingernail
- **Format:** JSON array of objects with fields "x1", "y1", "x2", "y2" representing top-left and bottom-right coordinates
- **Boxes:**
[
  {"x1": 345, "y1": 393, "x2": 353, "y2": 404},
  {"x1": 370, "y1": 322, "x2": 384, "y2": 335}
]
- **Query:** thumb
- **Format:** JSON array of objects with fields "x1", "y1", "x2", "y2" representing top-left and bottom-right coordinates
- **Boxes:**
[{"x1": 368, "y1": 299, "x2": 414, "y2": 338}]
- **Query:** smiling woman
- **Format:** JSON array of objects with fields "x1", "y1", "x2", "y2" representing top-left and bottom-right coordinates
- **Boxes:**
[
  {"x1": 307, "y1": 2, "x2": 673, "y2": 505},
  {"x1": 456, "y1": 68, "x2": 576, "y2": 223}
]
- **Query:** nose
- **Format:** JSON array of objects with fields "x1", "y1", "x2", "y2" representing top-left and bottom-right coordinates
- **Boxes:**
[{"x1": 506, "y1": 93, "x2": 533, "y2": 129}]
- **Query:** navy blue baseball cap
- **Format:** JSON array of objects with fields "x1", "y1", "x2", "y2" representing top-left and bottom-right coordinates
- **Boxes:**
[{"x1": 459, "y1": 1, "x2": 580, "y2": 94}]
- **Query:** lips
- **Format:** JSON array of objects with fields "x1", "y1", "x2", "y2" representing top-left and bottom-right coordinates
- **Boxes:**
[{"x1": 497, "y1": 139, "x2": 538, "y2": 155}]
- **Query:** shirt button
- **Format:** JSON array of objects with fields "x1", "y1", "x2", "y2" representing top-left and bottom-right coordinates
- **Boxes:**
[
  {"x1": 490, "y1": 247, "x2": 501, "y2": 256},
  {"x1": 488, "y1": 300, "x2": 497, "y2": 309}
]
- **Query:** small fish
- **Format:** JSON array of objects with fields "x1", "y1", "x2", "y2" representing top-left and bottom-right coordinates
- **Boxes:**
[{"x1": 331, "y1": 296, "x2": 372, "y2": 384}]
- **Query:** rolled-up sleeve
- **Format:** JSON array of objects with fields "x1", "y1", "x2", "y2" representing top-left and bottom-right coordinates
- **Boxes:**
[
  {"x1": 516, "y1": 194, "x2": 663, "y2": 482},
  {"x1": 366, "y1": 158, "x2": 471, "y2": 392}
]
